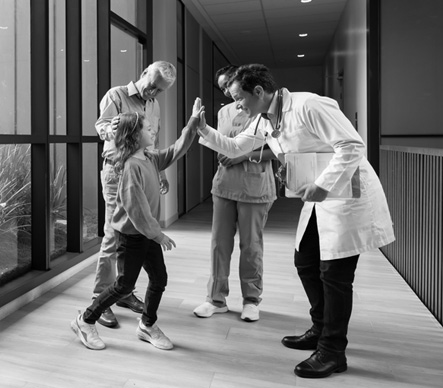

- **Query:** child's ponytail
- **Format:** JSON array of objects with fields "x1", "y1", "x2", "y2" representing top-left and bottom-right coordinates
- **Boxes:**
[{"x1": 114, "y1": 112, "x2": 144, "y2": 174}]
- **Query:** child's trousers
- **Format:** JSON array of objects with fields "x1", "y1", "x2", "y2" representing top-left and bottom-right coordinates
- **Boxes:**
[{"x1": 84, "y1": 232, "x2": 167, "y2": 326}]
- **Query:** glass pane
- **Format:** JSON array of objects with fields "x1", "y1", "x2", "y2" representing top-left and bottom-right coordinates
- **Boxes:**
[
  {"x1": 49, "y1": 0, "x2": 66, "y2": 135},
  {"x1": 111, "y1": 25, "x2": 142, "y2": 87},
  {"x1": 0, "y1": 144, "x2": 32, "y2": 285},
  {"x1": 83, "y1": 143, "x2": 98, "y2": 244},
  {"x1": 0, "y1": 0, "x2": 31, "y2": 135},
  {"x1": 82, "y1": 0, "x2": 98, "y2": 136},
  {"x1": 111, "y1": 0, "x2": 146, "y2": 33},
  {"x1": 50, "y1": 144, "x2": 67, "y2": 260}
]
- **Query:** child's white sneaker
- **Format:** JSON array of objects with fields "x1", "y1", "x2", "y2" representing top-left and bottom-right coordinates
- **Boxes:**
[
  {"x1": 193, "y1": 302, "x2": 228, "y2": 318},
  {"x1": 136, "y1": 321, "x2": 173, "y2": 350},
  {"x1": 71, "y1": 313, "x2": 106, "y2": 350}
]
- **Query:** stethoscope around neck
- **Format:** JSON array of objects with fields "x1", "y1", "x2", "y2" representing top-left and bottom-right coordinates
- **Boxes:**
[{"x1": 249, "y1": 88, "x2": 283, "y2": 164}]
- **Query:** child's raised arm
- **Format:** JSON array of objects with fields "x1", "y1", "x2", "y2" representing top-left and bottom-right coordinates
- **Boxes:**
[{"x1": 154, "y1": 98, "x2": 205, "y2": 171}]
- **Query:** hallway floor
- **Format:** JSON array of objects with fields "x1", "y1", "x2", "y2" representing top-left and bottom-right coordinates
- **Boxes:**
[{"x1": 0, "y1": 198, "x2": 442, "y2": 387}]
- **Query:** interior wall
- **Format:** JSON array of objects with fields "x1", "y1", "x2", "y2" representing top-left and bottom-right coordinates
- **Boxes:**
[
  {"x1": 324, "y1": 0, "x2": 367, "y2": 147},
  {"x1": 200, "y1": 31, "x2": 215, "y2": 200},
  {"x1": 152, "y1": 0, "x2": 217, "y2": 223},
  {"x1": 380, "y1": 0, "x2": 443, "y2": 149},
  {"x1": 184, "y1": 9, "x2": 202, "y2": 212},
  {"x1": 153, "y1": 0, "x2": 179, "y2": 227}
]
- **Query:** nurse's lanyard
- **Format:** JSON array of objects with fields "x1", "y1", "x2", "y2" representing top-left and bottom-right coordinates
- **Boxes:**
[{"x1": 249, "y1": 89, "x2": 283, "y2": 163}]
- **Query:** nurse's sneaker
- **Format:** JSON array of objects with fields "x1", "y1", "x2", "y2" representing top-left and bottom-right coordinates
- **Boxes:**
[
  {"x1": 241, "y1": 304, "x2": 259, "y2": 322},
  {"x1": 136, "y1": 322, "x2": 173, "y2": 350},
  {"x1": 193, "y1": 302, "x2": 228, "y2": 318},
  {"x1": 71, "y1": 313, "x2": 106, "y2": 350}
]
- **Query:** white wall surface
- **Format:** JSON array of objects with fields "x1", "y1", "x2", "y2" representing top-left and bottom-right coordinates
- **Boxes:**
[
  {"x1": 153, "y1": 0, "x2": 179, "y2": 227},
  {"x1": 324, "y1": 0, "x2": 367, "y2": 147}
]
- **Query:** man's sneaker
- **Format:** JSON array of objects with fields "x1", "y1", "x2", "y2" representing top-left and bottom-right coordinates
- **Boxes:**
[
  {"x1": 241, "y1": 304, "x2": 259, "y2": 322},
  {"x1": 71, "y1": 313, "x2": 106, "y2": 350},
  {"x1": 136, "y1": 322, "x2": 173, "y2": 350},
  {"x1": 116, "y1": 293, "x2": 144, "y2": 313},
  {"x1": 193, "y1": 302, "x2": 228, "y2": 318},
  {"x1": 97, "y1": 307, "x2": 118, "y2": 328}
]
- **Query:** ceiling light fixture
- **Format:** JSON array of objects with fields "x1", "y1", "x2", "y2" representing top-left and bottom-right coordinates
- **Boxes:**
[
  {"x1": 299, "y1": 33, "x2": 308, "y2": 37},
  {"x1": 301, "y1": 0, "x2": 312, "y2": 3},
  {"x1": 297, "y1": 54, "x2": 305, "y2": 58}
]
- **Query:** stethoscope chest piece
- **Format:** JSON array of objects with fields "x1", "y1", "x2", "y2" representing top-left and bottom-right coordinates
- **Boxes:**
[{"x1": 271, "y1": 129, "x2": 281, "y2": 138}]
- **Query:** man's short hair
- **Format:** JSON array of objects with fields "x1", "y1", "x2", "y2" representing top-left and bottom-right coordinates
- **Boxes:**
[
  {"x1": 140, "y1": 61, "x2": 177, "y2": 86},
  {"x1": 228, "y1": 64, "x2": 278, "y2": 94},
  {"x1": 215, "y1": 65, "x2": 238, "y2": 83}
]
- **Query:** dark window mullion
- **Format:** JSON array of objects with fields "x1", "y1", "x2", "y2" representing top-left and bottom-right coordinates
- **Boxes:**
[
  {"x1": 66, "y1": 0, "x2": 82, "y2": 252},
  {"x1": 96, "y1": 0, "x2": 111, "y2": 237},
  {"x1": 367, "y1": 0, "x2": 381, "y2": 174},
  {"x1": 31, "y1": 0, "x2": 50, "y2": 270}
]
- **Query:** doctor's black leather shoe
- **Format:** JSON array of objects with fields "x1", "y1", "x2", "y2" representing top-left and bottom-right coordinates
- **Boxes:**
[
  {"x1": 281, "y1": 328, "x2": 320, "y2": 350},
  {"x1": 294, "y1": 349, "x2": 347, "y2": 378}
]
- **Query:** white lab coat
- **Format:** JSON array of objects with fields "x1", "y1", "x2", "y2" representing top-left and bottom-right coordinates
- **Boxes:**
[{"x1": 198, "y1": 89, "x2": 395, "y2": 260}]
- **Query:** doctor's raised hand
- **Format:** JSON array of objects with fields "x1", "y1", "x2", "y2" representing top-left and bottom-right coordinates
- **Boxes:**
[{"x1": 192, "y1": 98, "x2": 206, "y2": 131}]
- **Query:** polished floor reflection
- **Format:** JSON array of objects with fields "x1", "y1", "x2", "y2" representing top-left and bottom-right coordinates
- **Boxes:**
[{"x1": 0, "y1": 198, "x2": 442, "y2": 387}]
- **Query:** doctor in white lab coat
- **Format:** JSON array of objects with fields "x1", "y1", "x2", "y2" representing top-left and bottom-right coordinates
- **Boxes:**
[{"x1": 197, "y1": 64, "x2": 395, "y2": 379}]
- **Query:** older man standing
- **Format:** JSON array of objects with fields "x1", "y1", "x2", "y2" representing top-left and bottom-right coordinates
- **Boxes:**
[
  {"x1": 197, "y1": 64, "x2": 395, "y2": 378},
  {"x1": 93, "y1": 61, "x2": 176, "y2": 328}
]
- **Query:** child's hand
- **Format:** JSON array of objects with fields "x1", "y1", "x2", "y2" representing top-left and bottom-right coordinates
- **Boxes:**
[
  {"x1": 191, "y1": 97, "x2": 202, "y2": 118},
  {"x1": 159, "y1": 235, "x2": 176, "y2": 251}
]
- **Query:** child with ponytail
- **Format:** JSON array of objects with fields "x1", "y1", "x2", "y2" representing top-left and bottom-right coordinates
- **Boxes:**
[{"x1": 71, "y1": 98, "x2": 204, "y2": 351}]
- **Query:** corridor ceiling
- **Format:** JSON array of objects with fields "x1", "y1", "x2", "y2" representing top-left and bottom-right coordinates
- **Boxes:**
[{"x1": 183, "y1": 0, "x2": 349, "y2": 68}]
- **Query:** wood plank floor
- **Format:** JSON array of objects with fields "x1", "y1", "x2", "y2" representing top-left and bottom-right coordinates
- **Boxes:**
[{"x1": 0, "y1": 197, "x2": 442, "y2": 388}]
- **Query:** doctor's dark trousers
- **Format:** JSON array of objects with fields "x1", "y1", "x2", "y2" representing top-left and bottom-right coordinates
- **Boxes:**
[{"x1": 293, "y1": 206, "x2": 359, "y2": 354}]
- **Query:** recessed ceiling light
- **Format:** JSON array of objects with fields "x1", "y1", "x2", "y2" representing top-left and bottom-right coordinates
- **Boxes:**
[
  {"x1": 299, "y1": 33, "x2": 308, "y2": 37},
  {"x1": 297, "y1": 54, "x2": 305, "y2": 58},
  {"x1": 301, "y1": 0, "x2": 312, "y2": 3}
]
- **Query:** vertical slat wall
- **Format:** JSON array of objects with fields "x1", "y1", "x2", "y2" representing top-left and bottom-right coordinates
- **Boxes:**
[{"x1": 380, "y1": 145, "x2": 443, "y2": 326}]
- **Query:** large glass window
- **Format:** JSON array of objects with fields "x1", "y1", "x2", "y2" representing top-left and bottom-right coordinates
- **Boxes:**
[
  {"x1": 0, "y1": 0, "x2": 152, "y2": 301},
  {"x1": 82, "y1": 0, "x2": 98, "y2": 136},
  {"x1": 0, "y1": 0, "x2": 31, "y2": 135},
  {"x1": 49, "y1": 144, "x2": 67, "y2": 260},
  {"x1": 111, "y1": 25, "x2": 143, "y2": 87},
  {"x1": 111, "y1": 0, "x2": 146, "y2": 33},
  {"x1": 0, "y1": 144, "x2": 32, "y2": 284},
  {"x1": 0, "y1": 0, "x2": 32, "y2": 285},
  {"x1": 49, "y1": 0, "x2": 66, "y2": 135},
  {"x1": 82, "y1": 143, "x2": 98, "y2": 244}
]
